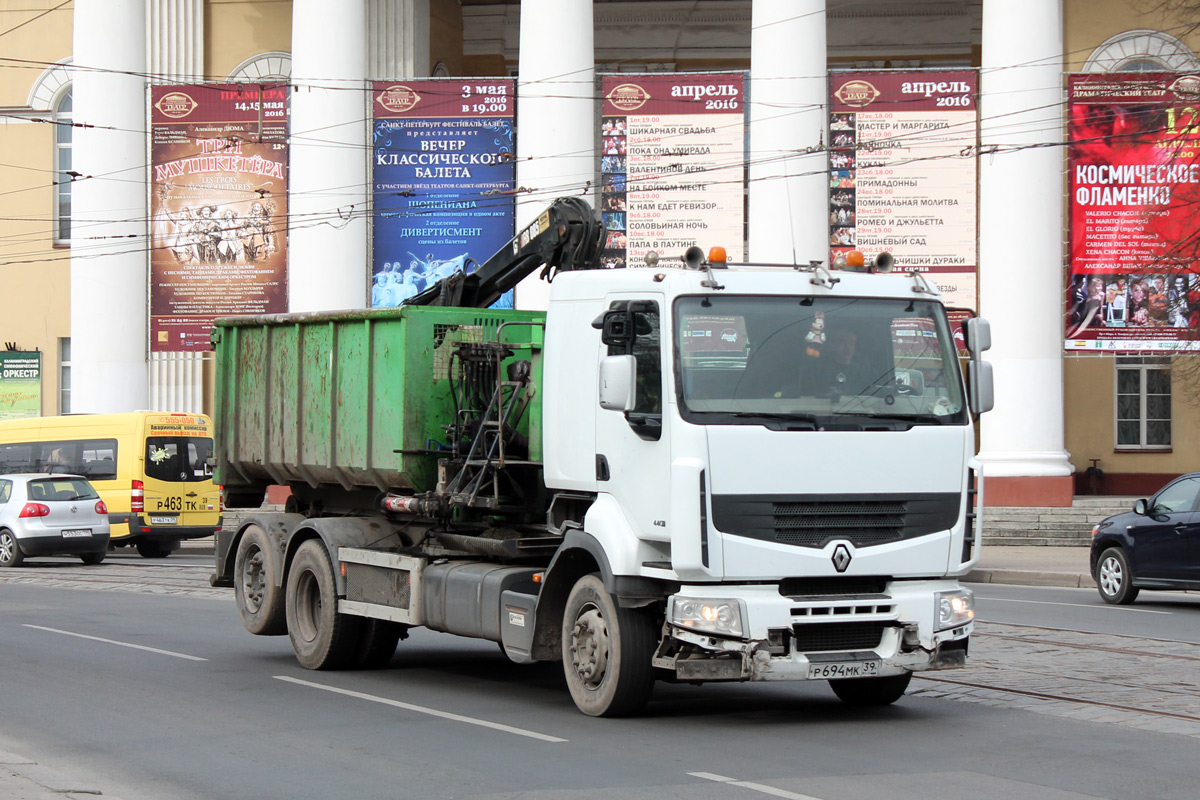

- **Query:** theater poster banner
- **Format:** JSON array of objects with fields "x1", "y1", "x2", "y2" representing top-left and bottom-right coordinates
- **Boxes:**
[
  {"x1": 150, "y1": 84, "x2": 288, "y2": 352},
  {"x1": 0, "y1": 352, "x2": 41, "y2": 420},
  {"x1": 1067, "y1": 73, "x2": 1200, "y2": 351},
  {"x1": 829, "y1": 71, "x2": 979, "y2": 310},
  {"x1": 600, "y1": 73, "x2": 747, "y2": 270},
  {"x1": 372, "y1": 79, "x2": 516, "y2": 308}
]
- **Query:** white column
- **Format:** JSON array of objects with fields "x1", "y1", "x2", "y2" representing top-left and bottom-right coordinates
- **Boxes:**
[
  {"x1": 369, "y1": 0, "x2": 430, "y2": 80},
  {"x1": 289, "y1": 0, "x2": 369, "y2": 312},
  {"x1": 514, "y1": 0, "x2": 594, "y2": 310},
  {"x1": 70, "y1": 0, "x2": 149, "y2": 413},
  {"x1": 149, "y1": 0, "x2": 203, "y2": 83},
  {"x1": 149, "y1": 0, "x2": 205, "y2": 413},
  {"x1": 749, "y1": 0, "x2": 828, "y2": 264},
  {"x1": 977, "y1": 0, "x2": 1073, "y2": 504}
]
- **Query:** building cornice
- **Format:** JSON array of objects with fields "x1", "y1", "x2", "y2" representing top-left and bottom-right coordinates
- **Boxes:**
[{"x1": 464, "y1": 1, "x2": 980, "y2": 66}]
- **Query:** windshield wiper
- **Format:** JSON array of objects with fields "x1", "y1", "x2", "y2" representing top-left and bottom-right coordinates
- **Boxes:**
[
  {"x1": 727, "y1": 411, "x2": 819, "y2": 429},
  {"x1": 831, "y1": 412, "x2": 948, "y2": 425},
  {"x1": 729, "y1": 411, "x2": 816, "y2": 420}
]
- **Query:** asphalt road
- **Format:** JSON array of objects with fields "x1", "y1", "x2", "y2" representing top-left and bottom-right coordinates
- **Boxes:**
[{"x1": 1, "y1": 558, "x2": 1199, "y2": 800}]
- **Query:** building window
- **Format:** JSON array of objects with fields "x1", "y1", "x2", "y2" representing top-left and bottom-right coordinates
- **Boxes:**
[
  {"x1": 59, "y1": 338, "x2": 70, "y2": 414},
  {"x1": 1115, "y1": 357, "x2": 1170, "y2": 449},
  {"x1": 54, "y1": 89, "x2": 72, "y2": 244}
]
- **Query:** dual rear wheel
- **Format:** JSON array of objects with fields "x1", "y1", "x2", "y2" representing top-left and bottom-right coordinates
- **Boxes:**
[{"x1": 285, "y1": 539, "x2": 406, "y2": 670}]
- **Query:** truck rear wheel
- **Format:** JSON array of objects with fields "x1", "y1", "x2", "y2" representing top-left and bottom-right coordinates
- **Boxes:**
[
  {"x1": 286, "y1": 539, "x2": 362, "y2": 670},
  {"x1": 351, "y1": 619, "x2": 407, "y2": 669},
  {"x1": 235, "y1": 524, "x2": 287, "y2": 636},
  {"x1": 829, "y1": 672, "x2": 911, "y2": 706},
  {"x1": 561, "y1": 574, "x2": 656, "y2": 717}
]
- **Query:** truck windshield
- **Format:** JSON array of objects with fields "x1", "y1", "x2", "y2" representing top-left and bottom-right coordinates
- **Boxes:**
[{"x1": 674, "y1": 295, "x2": 967, "y2": 427}]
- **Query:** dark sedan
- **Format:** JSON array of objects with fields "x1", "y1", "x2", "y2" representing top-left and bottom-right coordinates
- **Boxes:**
[{"x1": 1090, "y1": 473, "x2": 1200, "y2": 604}]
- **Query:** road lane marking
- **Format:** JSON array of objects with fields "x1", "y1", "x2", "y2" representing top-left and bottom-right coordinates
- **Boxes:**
[
  {"x1": 689, "y1": 772, "x2": 825, "y2": 799},
  {"x1": 274, "y1": 675, "x2": 567, "y2": 743},
  {"x1": 978, "y1": 597, "x2": 1171, "y2": 614},
  {"x1": 22, "y1": 625, "x2": 207, "y2": 661}
]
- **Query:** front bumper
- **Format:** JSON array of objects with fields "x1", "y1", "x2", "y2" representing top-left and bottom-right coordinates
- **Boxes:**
[{"x1": 653, "y1": 580, "x2": 971, "y2": 682}]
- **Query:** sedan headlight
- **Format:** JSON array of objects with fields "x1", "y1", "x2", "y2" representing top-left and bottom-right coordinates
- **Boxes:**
[
  {"x1": 670, "y1": 597, "x2": 744, "y2": 637},
  {"x1": 935, "y1": 588, "x2": 975, "y2": 631}
]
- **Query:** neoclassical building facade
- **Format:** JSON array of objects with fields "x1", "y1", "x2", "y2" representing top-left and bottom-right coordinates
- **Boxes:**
[{"x1": 0, "y1": 0, "x2": 1196, "y2": 503}]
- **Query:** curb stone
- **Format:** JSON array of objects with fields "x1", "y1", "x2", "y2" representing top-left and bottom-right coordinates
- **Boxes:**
[{"x1": 964, "y1": 569, "x2": 1096, "y2": 589}]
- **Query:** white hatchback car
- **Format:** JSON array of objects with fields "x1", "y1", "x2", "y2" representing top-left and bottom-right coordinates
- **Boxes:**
[{"x1": 0, "y1": 474, "x2": 111, "y2": 567}]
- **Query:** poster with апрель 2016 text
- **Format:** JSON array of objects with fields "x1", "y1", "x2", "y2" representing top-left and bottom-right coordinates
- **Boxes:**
[
  {"x1": 599, "y1": 73, "x2": 747, "y2": 271},
  {"x1": 371, "y1": 80, "x2": 516, "y2": 308},
  {"x1": 828, "y1": 71, "x2": 978, "y2": 311}
]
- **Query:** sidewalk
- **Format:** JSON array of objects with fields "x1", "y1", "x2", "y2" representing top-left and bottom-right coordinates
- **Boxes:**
[
  {"x1": 0, "y1": 749, "x2": 128, "y2": 800},
  {"x1": 966, "y1": 544, "x2": 1094, "y2": 588}
]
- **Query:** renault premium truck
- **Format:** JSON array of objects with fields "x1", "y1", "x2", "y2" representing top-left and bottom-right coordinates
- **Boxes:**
[{"x1": 211, "y1": 198, "x2": 992, "y2": 716}]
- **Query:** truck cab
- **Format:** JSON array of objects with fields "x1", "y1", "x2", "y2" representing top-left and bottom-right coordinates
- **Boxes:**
[{"x1": 542, "y1": 261, "x2": 980, "y2": 692}]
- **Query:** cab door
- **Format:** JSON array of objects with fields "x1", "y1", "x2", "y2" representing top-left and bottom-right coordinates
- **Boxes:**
[{"x1": 594, "y1": 298, "x2": 672, "y2": 545}]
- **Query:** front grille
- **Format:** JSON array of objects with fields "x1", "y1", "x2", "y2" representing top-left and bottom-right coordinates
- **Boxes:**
[
  {"x1": 774, "y1": 501, "x2": 904, "y2": 547},
  {"x1": 792, "y1": 621, "x2": 887, "y2": 652},
  {"x1": 344, "y1": 562, "x2": 411, "y2": 610},
  {"x1": 779, "y1": 576, "x2": 888, "y2": 597},
  {"x1": 712, "y1": 493, "x2": 960, "y2": 550}
]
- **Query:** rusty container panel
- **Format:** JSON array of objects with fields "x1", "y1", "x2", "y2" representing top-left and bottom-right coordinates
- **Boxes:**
[{"x1": 213, "y1": 306, "x2": 545, "y2": 495}]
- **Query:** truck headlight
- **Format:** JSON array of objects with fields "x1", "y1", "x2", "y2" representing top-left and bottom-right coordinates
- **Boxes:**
[
  {"x1": 670, "y1": 597, "x2": 744, "y2": 637},
  {"x1": 935, "y1": 588, "x2": 975, "y2": 631}
]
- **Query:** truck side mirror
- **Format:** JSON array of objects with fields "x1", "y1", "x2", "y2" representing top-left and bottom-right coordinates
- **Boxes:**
[
  {"x1": 964, "y1": 318, "x2": 991, "y2": 358},
  {"x1": 968, "y1": 360, "x2": 994, "y2": 414},
  {"x1": 598, "y1": 355, "x2": 637, "y2": 411},
  {"x1": 963, "y1": 317, "x2": 993, "y2": 414}
]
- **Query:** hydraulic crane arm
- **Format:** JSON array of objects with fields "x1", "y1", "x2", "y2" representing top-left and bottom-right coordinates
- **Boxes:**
[{"x1": 401, "y1": 196, "x2": 607, "y2": 309}]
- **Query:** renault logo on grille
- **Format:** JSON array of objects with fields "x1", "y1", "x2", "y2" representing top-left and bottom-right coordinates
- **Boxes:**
[{"x1": 831, "y1": 543, "x2": 852, "y2": 573}]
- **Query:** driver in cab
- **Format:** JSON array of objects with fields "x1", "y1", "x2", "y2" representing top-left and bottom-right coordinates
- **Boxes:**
[{"x1": 806, "y1": 325, "x2": 873, "y2": 398}]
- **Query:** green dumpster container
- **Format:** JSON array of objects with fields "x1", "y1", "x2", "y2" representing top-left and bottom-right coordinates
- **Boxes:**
[{"x1": 212, "y1": 306, "x2": 545, "y2": 502}]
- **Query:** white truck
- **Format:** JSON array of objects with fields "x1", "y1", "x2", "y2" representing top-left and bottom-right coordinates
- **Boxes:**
[{"x1": 211, "y1": 198, "x2": 992, "y2": 716}]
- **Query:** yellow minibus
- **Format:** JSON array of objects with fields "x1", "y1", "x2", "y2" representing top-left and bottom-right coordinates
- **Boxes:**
[{"x1": 0, "y1": 412, "x2": 222, "y2": 557}]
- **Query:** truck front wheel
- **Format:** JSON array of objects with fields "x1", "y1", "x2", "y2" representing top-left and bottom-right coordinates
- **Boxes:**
[
  {"x1": 235, "y1": 524, "x2": 287, "y2": 636},
  {"x1": 561, "y1": 574, "x2": 656, "y2": 717},
  {"x1": 829, "y1": 672, "x2": 911, "y2": 706},
  {"x1": 286, "y1": 539, "x2": 362, "y2": 670}
]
